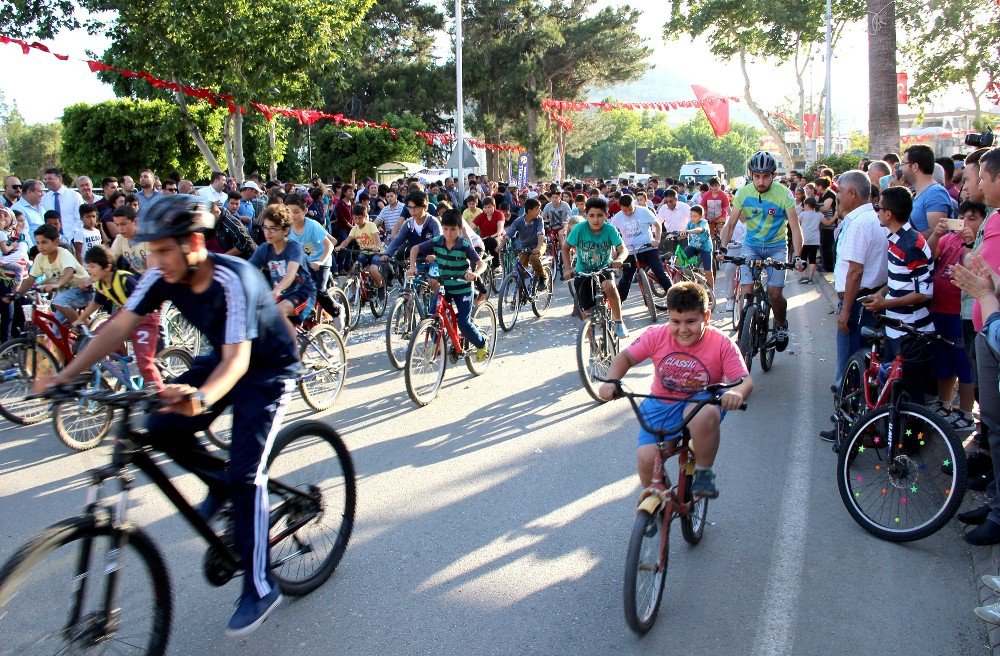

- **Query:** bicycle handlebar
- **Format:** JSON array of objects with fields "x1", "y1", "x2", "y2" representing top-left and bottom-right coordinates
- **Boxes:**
[
  {"x1": 600, "y1": 378, "x2": 747, "y2": 440},
  {"x1": 31, "y1": 383, "x2": 185, "y2": 412},
  {"x1": 871, "y1": 315, "x2": 956, "y2": 346},
  {"x1": 720, "y1": 255, "x2": 795, "y2": 270}
]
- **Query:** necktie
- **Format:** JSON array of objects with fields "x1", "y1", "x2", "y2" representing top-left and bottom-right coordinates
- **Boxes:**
[{"x1": 52, "y1": 190, "x2": 61, "y2": 218}]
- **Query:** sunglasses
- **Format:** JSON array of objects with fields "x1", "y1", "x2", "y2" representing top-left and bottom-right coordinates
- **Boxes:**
[{"x1": 8, "y1": 184, "x2": 21, "y2": 190}]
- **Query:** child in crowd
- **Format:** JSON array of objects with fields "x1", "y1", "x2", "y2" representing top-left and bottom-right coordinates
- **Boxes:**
[
  {"x1": 335, "y1": 203, "x2": 386, "y2": 299},
  {"x1": 110, "y1": 206, "x2": 148, "y2": 274},
  {"x1": 16, "y1": 224, "x2": 93, "y2": 324},
  {"x1": 681, "y1": 205, "x2": 715, "y2": 290},
  {"x1": 797, "y1": 197, "x2": 823, "y2": 284},
  {"x1": 73, "y1": 203, "x2": 103, "y2": 262},
  {"x1": 43, "y1": 210, "x2": 72, "y2": 249},
  {"x1": 249, "y1": 204, "x2": 317, "y2": 333}
]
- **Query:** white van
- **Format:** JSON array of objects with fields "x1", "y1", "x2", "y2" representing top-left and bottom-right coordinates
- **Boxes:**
[{"x1": 677, "y1": 161, "x2": 727, "y2": 187}]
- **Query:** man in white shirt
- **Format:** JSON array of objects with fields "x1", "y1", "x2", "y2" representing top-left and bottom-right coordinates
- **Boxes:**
[
  {"x1": 76, "y1": 176, "x2": 99, "y2": 206},
  {"x1": 820, "y1": 170, "x2": 889, "y2": 442},
  {"x1": 656, "y1": 189, "x2": 691, "y2": 233},
  {"x1": 197, "y1": 171, "x2": 229, "y2": 206},
  {"x1": 12, "y1": 179, "x2": 45, "y2": 243},
  {"x1": 41, "y1": 166, "x2": 83, "y2": 239},
  {"x1": 611, "y1": 194, "x2": 672, "y2": 303}
]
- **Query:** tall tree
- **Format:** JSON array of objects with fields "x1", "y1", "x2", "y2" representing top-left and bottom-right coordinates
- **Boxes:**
[
  {"x1": 899, "y1": 0, "x2": 1000, "y2": 120},
  {"x1": 87, "y1": 0, "x2": 375, "y2": 180},
  {"x1": 867, "y1": 0, "x2": 900, "y2": 156},
  {"x1": 0, "y1": 0, "x2": 79, "y2": 38}
]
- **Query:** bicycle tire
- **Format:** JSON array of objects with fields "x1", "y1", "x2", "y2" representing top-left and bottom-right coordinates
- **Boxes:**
[
  {"x1": 324, "y1": 285, "x2": 351, "y2": 335},
  {"x1": 497, "y1": 274, "x2": 522, "y2": 332},
  {"x1": 155, "y1": 346, "x2": 194, "y2": 381},
  {"x1": 637, "y1": 270, "x2": 657, "y2": 324},
  {"x1": 161, "y1": 302, "x2": 203, "y2": 355},
  {"x1": 577, "y1": 318, "x2": 613, "y2": 403},
  {"x1": 385, "y1": 297, "x2": 416, "y2": 370},
  {"x1": 52, "y1": 374, "x2": 115, "y2": 451},
  {"x1": 622, "y1": 509, "x2": 667, "y2": 635},
  {"x1": 737, "y1": 305, "x2": 758, "y2": 374},
  {"x1": 465, "y1": 302, "x2": 497, "y2": 375},
  {"x1": 203, "y1": 406, "x2": 234, "y2": 451},
  {"x1": 680, "y1": 474, "x2": 709, "y2": 544},
  {"x1": 368, "y1": 283, "x2": 388, "y2": 319},
  {"x1": 530, "y1": 266, "x2": 554, "y2": 317},
  {"x1": 342, "y1": 277, "x2": 363, "y2": 330},
  {"x1": 266, "y1": 421, "x2": 356, "y2": 596},
  {"x1": 837, "y1": 402, "x2": 967, "y2": 542},
  {"x1": 298, "y1": 324, "x2": 347, "y2": 411},
  {"x1": 729, "y1": 292, "x2": 742, "y2": 331},
  {"x1": 0, "y1": 516, "x2": 171, "y2": 656},
  {"x1": 0, "y1": 338, "x2": 59, "y2": 425},
  {"x1": 405, "y1": 318, "x2": 446, "y2": 406},
  {"x1": 760, "y1": 305, "x2": 776, "y2": 372},
  {"x1": 649, "y1": 274, "x2": 669, "y2": 311},
  {"x1": 834, "y1": 349, "x2": 871, "y2": 446},
  {"x1": 490, "y1": 261, "x2": 503, "y2": 294}
]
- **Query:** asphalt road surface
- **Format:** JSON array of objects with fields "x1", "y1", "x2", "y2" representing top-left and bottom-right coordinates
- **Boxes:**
[{"x1": 0, "y1": 271, "x2": 986, "y2": 655}]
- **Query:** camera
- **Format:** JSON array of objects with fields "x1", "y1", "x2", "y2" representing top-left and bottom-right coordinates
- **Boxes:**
[{"x1": 965, "y1": 129, "x2": 995, "y2": 148}]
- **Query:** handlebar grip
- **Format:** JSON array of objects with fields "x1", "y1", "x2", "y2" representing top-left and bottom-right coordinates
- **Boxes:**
[{"x1": 739, "y1": 403, "x2": 747, "y2": 411}]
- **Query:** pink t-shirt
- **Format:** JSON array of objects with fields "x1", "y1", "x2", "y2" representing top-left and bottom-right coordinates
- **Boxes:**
[
  {"x1": 973, "y1": 211, "x2": 1000, "y2": 331},
  {"x1": 930, "y1": 232, "x2": 964, "y2": 315},
  {"x1": 627, "y1": 324, "x2": 749, "y2": 399}
]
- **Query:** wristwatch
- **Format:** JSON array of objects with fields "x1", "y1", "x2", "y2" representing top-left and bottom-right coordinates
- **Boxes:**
[{"x1": 191, "y1": 391, "x2": 212, "y2": 414}]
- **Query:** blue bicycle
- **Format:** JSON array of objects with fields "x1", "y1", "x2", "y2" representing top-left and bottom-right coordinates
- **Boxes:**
[
  {"x1": 50, "y1": 327, "x2": 194, "y2": 451},
  {"x1": 385, "y1": 263, "x2": 435, "y2": 369},
  {"x1": 497, "y1": 248, "x2": 553, "y2": 332}
]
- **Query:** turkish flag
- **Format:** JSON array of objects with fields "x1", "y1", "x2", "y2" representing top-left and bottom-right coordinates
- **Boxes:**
[
  {"x1": 897, "y1": 73, "x2": 908, "y2": 104},
  {"x1": 691, "y1": 85, "x2": 731, "y2": 137}
]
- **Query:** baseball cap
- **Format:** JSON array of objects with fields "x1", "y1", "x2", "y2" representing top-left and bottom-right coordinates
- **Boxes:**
[{"x1": 241, "y1": 181, "x2": 262, "y2": 193}]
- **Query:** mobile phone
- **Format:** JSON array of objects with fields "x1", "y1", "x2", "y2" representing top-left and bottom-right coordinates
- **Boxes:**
[
  {"x1": 945, "y1": 218, "x2": 965, "y2": 231},
  {"x1": 857, "y1": 295, "x2": 872, "y2": 304}
]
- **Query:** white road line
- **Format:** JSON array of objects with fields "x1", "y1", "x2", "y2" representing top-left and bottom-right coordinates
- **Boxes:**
[{"x1": 751, "y1": 294, "x2": 816, "y2": 656}]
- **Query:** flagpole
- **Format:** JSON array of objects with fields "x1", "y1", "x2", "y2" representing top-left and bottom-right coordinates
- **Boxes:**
[{"x1": 455, "y1": 0, "x2": 465, "y2": 201}]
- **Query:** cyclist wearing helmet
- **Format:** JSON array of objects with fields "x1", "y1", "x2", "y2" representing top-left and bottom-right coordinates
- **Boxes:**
[
  {"x1": 34, "y1": 194, "x2": 298, "y2": 637},
  {"x1": 720, "y1": 151, "x2": 804, "y2": 350}
]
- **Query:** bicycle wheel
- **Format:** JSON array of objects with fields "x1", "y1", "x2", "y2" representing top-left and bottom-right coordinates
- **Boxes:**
[
  {"x1": 0, "y1": 516, "x2": 171, "y2": 655},
  {"x1": 577, "y1": 318, "x2": 613, "y2": 403},
  {"x1": 161, "y1": 302, "x2": 203, "y2": 355},
  {"x1": 385, "y1": 296, "x2": 418, "y2": 370},
  {"x1": 465, "y1": 302, "x2": 498, "y2": 375},
  {"x1": 837, "y1": 402, "x2": 967, "y2": 542},
  {"x1": 203, "y1": 405, "x2": 234, "y2": 450},
  {"x1": 266, "y1": 421, "x2": 356, "y2": 596},
  {"x1": 835, "y1": 349, "x2": 870, "y2": 443},
  {"x1": 298, "y1": 325, "x2": 347, "y2": 411},
  {"x1": 490, "y1": 261, "x2": 504, "y2": 294},
  {"x1": 760, "y1": 305, "x2": 776, "y2": 372},
  {"x1": 52, "y1": 373, "x2": 115, "y2": 451},
  {"x1": 0, "y1": 338, "x2": 59, "y2": 425},
  {"x1": 155, "y1": 346, "x2": 193, "y2": 381},
  {"x1": 342, "y1": 277, "x2": 363, "y2": 330},
  {"x1": 728, "y1": 291, "x2": 742, "y2": 331},
  {"x1": 623, "y1": 509, "x2": 668, "y2": 635},
  {"x1": 649, "y1": 274, "x2": 669, "y2": 311},
  {"x1": 737, "y1": 305, "x2": 758, "y2": 374},
  {"x1": 637, "y1": 270, "x2": 657, "y2": 324},
  {"x1": 680, "y1": 474, "x2": 709, "y2": 545},
  {"x1": 530, "y1": 266, "x2": 554, "y2": 317},
  {"x1": 497, "y1": 274, "x2": 522, "y2": 332},
  {"x1": 324, "y1": 285, "x2": 350, "y2": 334},
  {"x1": 405, "y1": 318, "x2": 446, "y2": 406},
  {"x1": 705, "y1": 287, "x2": 717, "y2": 313},
  {"x1": 368, "y1": 283, "x2": 388, "y2": 319}
]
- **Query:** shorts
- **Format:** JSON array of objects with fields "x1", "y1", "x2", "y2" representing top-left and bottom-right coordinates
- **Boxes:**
[
  {"x1": 930, "y1": 312, "x2": 973, "y2": 383},
  {"x1": 357, "y1": 252, "x2": 383, "y2": 267},
  {"x1": 683, "y1": 246, "x2": 713, "y2": 271},
  {"x1": 739, "y1": 243, "x2": 788, "y2": 287},
  {"x1": 52, "y1": 286, "x2": 94, "y2": 309},
  {"x1": 280, "y1": 289, "x2": 315, "y2": 320},
  {"x1": 800, "y1": 245, "x2": 819, "y2": 265},
  {"x1": 574, "y1": 270, "x2": 615, "y2": 312},
  {"x1": 637, "y1": 396, "x2": 726, "y2": 447}
]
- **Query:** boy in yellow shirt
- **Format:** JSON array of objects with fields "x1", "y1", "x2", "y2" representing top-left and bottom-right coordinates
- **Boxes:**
[{"x1": 336, "y1": 203, "x2": 386, "y2": 298}]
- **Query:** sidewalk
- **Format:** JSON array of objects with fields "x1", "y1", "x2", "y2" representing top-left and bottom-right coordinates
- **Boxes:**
[{"x1": 815, "y1": 271, "x2": 998, "y2": 653}]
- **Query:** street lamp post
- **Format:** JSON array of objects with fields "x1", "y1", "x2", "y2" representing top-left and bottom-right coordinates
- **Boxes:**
[
  {"x1": 824, "y1": 0, "x2": 833, "y2": 156},
  {"x1": 455, "y1": 0, "x2": 466, "y2": 201}
]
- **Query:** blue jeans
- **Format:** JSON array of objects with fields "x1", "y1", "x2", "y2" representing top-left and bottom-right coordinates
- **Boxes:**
[
  {"x1": 441, "y1": 290, "x2": 485, "y2": 349},
  {"x1": 835, "y1": 299, "x2": 878, "y2": 386},
  {"x1": 334, "y1": 229, "x2": 352, "y2": 271}
]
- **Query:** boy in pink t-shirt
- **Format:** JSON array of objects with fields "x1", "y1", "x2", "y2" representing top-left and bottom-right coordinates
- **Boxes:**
[{"x1": 599, "y1": 282, "x2": 753, "y2": 498}]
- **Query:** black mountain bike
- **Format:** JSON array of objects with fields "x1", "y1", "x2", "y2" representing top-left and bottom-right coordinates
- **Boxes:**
[
  {"x1": 0, "y1": 386, "x2": 356, "y2": 655},
  {"x1": 497, "y1": 248, "x2": 554, "y2": 332},
  {"x1": 723, "y1": 255, "x2": 793, "y2": 373}
]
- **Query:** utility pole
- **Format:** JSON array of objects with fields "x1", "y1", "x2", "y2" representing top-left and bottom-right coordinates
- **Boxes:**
[
  {"x1": 455, "y1": 0, "x2": 465, "y2": 201},
  {"x1": 824, "y1": 0, "x2": 833, "y2": 156}
]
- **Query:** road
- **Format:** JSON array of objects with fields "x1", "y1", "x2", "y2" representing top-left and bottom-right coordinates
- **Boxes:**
[{"x1": 0, "y1": 272, "x2": 986, "y2": 655}]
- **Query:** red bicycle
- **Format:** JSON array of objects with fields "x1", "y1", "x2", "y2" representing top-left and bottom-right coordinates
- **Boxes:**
[
  {"x1": 404, "y1": 292, "x2": 498, "y2": 406},
  {"x1": 0, "y1": 290, "x2": 77, "y2": 424},
  {"x1": 545, "y1": 225, "x2": 565, "y2": 279},
  {"x1": 833, "y1": 315, "x2": 966, "y2": 542}
]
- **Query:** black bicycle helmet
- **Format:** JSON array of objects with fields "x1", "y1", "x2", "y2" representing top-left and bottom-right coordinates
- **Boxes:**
[
  {"x1": 134, "y1": 194, "x2": 214, "y2": 242},
  {"x1": 747, "y1": 151, "x2": 778, "y2": 174}
]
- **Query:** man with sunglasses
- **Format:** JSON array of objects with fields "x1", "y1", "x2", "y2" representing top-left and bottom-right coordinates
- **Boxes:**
[{"x1": 3, "y1": 176, "x2": 21, "y2": 208}]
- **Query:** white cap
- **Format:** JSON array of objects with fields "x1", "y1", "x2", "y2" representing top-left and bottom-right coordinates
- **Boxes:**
[{"x1": 241, "y1": 181, "x2": 262, "y2": 193}]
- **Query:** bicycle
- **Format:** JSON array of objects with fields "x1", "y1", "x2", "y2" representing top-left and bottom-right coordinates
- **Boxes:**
[
  {"x1": 832, "y1": 316, "x2": 966, "y2": 542},
  {"x1": 574, "y1": 267, "x2": 620, "y2": 403},
  {"x1": 50, "y1": 325, "x2": 194, "y2": 451},
  {"x1": 340, "y1": 251, "x2": 389, "y2": 330},
  {"x1": 723, "y1": 256, "x2": 794, "y2": 374},
  {"x1": 545, "y1": 225, "x2": 564, "y2": 279},
  {"x1": 0, "y1": 386, "x2": 356, "y2": 655},
  {"x1": 291, "y1": 301, "x2": 348, "y2": 413},
  {"x1": 497, "y1": 248, "x2": 553, "y2": 332},
  {"x1": 620, "y1": 245, "x2": 661, "y2": 325},
  {"x1": 159, "y1": 301, "x2": 206, "y2": 355},
  {"x1": 385, "y1": 263, "x2": 434, "y2": 370},
  {"x1": 495, "y1": 245, "x2": 518, "y2": 294},
  {"x1": 603, "y1": 379, "x2": 746, "y2": 634},
  {"x1": 649, "y1": 237, "x2": 717, "y2": 313},
  {"x1": 0, "y1": 290, "x2": 77, "y2": 425},
  {"x1": 404, "y1": 291, "x2": 498, "y2": 407}
]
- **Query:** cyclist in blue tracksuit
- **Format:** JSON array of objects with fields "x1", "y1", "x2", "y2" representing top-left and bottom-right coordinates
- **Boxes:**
[
  {"x1": 36, "y1": 195, "x2": 298, "y2": 637},
  {"x1": 385, "y1": 190, "x2": 442, "y2": 262}
]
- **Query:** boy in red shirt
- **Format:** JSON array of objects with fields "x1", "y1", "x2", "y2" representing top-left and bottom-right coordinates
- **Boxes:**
[
  {"x1": 599, "y1": 282, "x2": 753, "y2": 498},
  {"x1": 700, "y1": 177, "x2": 731, "y2": 239}
]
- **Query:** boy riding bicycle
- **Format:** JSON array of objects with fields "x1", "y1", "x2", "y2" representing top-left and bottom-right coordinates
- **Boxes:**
[{"x1": 599, "y1": 282, "x2": 753, "y2": 498}]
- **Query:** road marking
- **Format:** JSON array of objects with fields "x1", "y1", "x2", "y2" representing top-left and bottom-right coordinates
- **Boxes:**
[{"x1": 751, "y1": 294, "x2": 815, "y2": 656}]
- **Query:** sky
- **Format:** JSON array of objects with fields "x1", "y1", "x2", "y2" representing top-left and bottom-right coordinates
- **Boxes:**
[{"x1": 0, "y1": 0, "x2": 989, "y2": 131}]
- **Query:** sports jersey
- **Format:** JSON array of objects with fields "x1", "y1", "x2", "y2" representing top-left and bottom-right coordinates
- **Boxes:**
[
  {"x1": 385, "y1": 216, "x2": 442, "y2": 258},
  {"x1": 566, "y1": 221, "x2": 622, "y2": 274},
  {"x1": 125, "y1": 253, "x2": 298, "y2": 373},
  {"x1": 415, "y1": 235, "x2": 481, "y2": 296},
  {"x1": 94, "y1": 269, "x2": 138, "y2": 308},
  {"x1": 248, "y1": 240, "x2": 316, "y2": 298},
  {"x1": 627, "y1": 324, "x2": 748, "y2": 400},
  {"x1": 733, "y1": 182, "x2": 796, "y2": 248}
]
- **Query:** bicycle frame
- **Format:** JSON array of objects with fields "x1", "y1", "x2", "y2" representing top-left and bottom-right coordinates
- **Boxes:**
[
  {"x1": 430, "y1": 293, "x2": 468, "y2": 357},
  {"x1": 25, "y1": 299, "x2": 76, "y2": 363}
]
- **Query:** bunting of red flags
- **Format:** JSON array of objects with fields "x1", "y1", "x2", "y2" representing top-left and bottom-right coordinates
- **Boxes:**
[
  {"x1": 541, "y1": 92, "x2": 742, "y2": 137},
  {"x1": 0, "y1": 34, "x2": 526, "y2": 153}
]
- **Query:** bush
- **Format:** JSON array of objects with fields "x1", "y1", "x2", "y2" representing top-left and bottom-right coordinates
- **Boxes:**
[{"x1": 805, "y1": 153, "x2": 863, "y2": 178}]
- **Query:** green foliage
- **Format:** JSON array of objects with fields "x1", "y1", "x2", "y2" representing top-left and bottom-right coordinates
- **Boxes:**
[
  {"x1": 648, "y1": 147, "x2": 693, "y2": 178},
  {"x1": 0, "y1": 0, "x2": 79, "y2": 39},
  {"x1": 805, "y1": 153, "x2": 863, "y2": 178},
  {"x1": 4, "y1": 109, "x2": 61, "y2": 180},
  {"x1": 312, "y1": 112, "x2": 429, "y2": 180}
]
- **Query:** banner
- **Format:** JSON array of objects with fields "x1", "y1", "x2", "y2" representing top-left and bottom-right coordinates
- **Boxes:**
[
  {"x1": 517, "y1": 153, "x2": 533, "y2": 188},
  {"x1": 690, "y1": 85, "x2": 731, "y2": 137},
  {"x1": 897, "y1": 73, "x2": 909, "y2": 105}
]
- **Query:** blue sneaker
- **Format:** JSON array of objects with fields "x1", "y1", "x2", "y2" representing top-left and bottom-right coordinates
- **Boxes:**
[
  {"x1": 226, "y1": 585, "x2": 283, "y2": 638},
  {"x1": 691, "y1": 469, "x2": 719, "y2": 498},
  {"x1": 613, "y1": 320, "x2": 629, "y2": 339}
]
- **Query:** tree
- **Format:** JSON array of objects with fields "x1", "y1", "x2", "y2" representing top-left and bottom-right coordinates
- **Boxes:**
[
  {"x1": 867, "y1": 0, "x2": 901, "y2": 156},
  {"x1": 648, "y1": 147, "x2": 693, "y2": 178},
  {"x1": 4, "y1": 108, "x2": 61, "y2": 179},
  {"x1": 0, "y1": 0, "x2": 79, "y2": 39},
  {"x1": 312, "y1": 112, "x2": 429, "y2": 181},
  {"x1": 899, "y1": 0, "x2": 1000, "y2": 120},
  {"x1": 88, "y1": 0, "x2": 376, "y2": 180}
]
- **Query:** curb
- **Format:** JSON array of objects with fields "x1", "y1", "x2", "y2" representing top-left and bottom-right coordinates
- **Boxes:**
[{"x1": 812, "y1": 271, "x2": 838, "y2": 314}]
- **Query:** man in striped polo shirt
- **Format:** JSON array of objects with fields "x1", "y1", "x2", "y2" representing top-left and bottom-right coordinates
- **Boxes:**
[
  {"x1": 408, "y1": 208, "x2": 489, "y2": 362},
  {"x1": 862, "y1": 186, "x2": 935, "y2": 403}
]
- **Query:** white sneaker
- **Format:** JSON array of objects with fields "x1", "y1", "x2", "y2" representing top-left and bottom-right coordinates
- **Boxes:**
[
  {"x1": 982, "y1": 574, "x2": 1000, "y2": 594},
  {"x1": 974, "y1": 602, "x2": 1000, "y2": 625}
]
